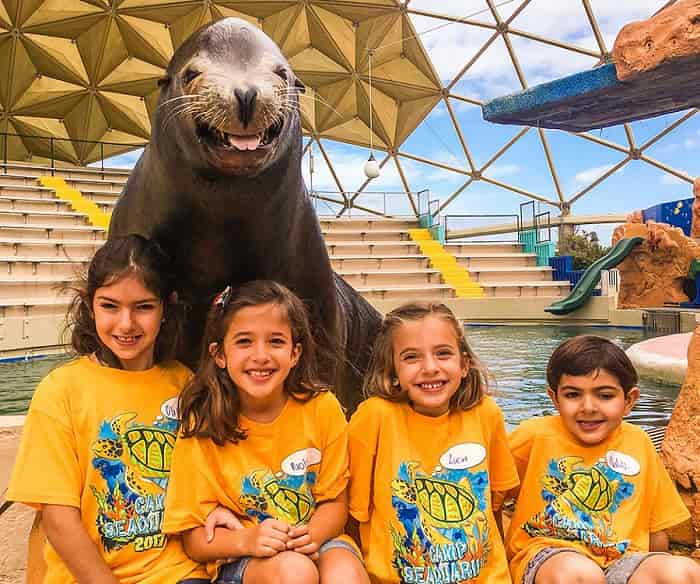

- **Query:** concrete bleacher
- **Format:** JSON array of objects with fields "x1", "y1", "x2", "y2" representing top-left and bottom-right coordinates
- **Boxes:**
[{"x1": 0, "y1": 160, "x2": 571, "y2": 355}]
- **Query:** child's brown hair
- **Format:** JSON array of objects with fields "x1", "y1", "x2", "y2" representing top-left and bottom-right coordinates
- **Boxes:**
[
  {"x1": 547, "y1": 335, "x2": 638, "y2": 394},
  {"x1": 362, "y1": 301, "x2": 489, "y2": 411},
  {"x1": 178, "y1": 280, "x2": 326, "y2": 445}
]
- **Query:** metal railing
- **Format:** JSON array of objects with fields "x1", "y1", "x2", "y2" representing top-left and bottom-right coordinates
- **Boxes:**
[
  {"x1": 443, "y1": 213, "x2": 522, "y2": 242},
  {"x1": 520, "y1": 201, "x2": 535, "y2": 231},
  {"x1": 535, "y1": 211, "x2": 552, "y2": 243},
  {"x1": 310, "y1": 190, "x2": 428, "y2": 218},
  {"x1": 0, "y1": 132, "x2": 146, "y2": 177}
]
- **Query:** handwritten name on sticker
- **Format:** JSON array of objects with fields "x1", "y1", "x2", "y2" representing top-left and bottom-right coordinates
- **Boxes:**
[
  {"x1": 606, "y1": 450, "x2": 640, "y2": 476},
  {"x1": 440, "y1": 443, "x2": 486, "y2": 470},
  {"x1": 161, "y1": 397, "x2": 179, "y2": 420},
  {"x1": 282, "y1": 448, "x2": 322, "y2": 476}
]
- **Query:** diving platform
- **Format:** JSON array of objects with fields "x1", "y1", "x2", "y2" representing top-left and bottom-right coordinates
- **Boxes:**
[{"x1": 482, "y1": 1, "x2": 700, "y2": 132}]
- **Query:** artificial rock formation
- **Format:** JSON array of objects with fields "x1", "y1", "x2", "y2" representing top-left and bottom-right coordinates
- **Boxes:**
[
  {"x1": 613, "y1": 0, "x2": 700, "y2": 81},
  {"x1": 612, "y1": 221, "x2": 700, "y2": 308},
  {"x1": 662, "y1": 325, "x2": 700, "y2": 552},
  {"x1": 692, "y1": 177, "x2": 700, "y2": 238}
]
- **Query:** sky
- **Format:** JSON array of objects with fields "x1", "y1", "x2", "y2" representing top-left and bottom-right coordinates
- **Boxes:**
[{"x1": 102, "y1": 0, "x2": 699, "y2": 245}]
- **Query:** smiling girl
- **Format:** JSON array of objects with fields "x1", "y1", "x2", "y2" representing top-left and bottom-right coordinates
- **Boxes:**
[
  {"x1": 348, "y1": 302, "x2": 519, "y2": 583},
  {"x1": 6, "y1": 235, "x2": 207, "y2": 583},
  {"x1": 162, "y1": 280, "x2": 368, "y2": 584}
]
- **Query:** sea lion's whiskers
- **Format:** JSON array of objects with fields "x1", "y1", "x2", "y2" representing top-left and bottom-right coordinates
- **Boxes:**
[{"x1": 158, "y1": 94, "x2": 205, "y2": 111}]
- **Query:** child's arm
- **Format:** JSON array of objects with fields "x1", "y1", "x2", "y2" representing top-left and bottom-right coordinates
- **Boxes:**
[
  {"x1": 43, "y1": 505, "x2": 119, "y2": 584},
  {"x1": 182, "y1": 518, "x2": 290, "y2": 562},
  {"x1": 287, "y1": 489, "x2": 349, "y2": 556},
  {"x1": 649, "y1": 530, "x2": 670, "y2": 552},
  {"x1": 204, "y1": 505, "x2": 244, "y2": 542}
]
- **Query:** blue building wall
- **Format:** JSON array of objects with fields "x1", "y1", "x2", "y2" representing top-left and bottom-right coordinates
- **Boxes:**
[{"x1": 642, "y1": 197, "x2": 692, "y2": 236}]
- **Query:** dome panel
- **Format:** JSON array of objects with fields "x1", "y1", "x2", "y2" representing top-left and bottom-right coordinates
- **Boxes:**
[
  {"x1": 211, "y1": 4, "x2": 259, "y2": 26},
  {"x1": 289, "y1": 47, "x2": 349, "y2": 77},
  {"x1": 0, "y1": 3, "x2": 11, "y2": 28},
  {"x1": 1, "y1": 36, "x2": 37, "y2": 108},
  {"x1": 117, "y1": 14, "x2": 173, "y2": 68},
  {"x1": 217, "y1": 2, "x2": 297, "y2": 20},
  {"x1": 63, "y1": 93, "x2": 109, "y2": 160},
  {"x1": 314, "y1": 78, "x2": 356, "y2": 132},
  {"x1": 395, "y1": 93, "x2": 441, "y2": 147},
  {"x1": 8, "y1": 0, "x2": 43, "y2": 27},
  {"x1": 12, "y1": 115, "x2": 79, "y2": 163},
  {"x1": 298, "y1": 89, "x2": 315, "y2": 132},
  {"x1": 98, "y1": 90, "x2": 151, "y2": 138},
  {"x1": 278, "y1": 5, "x2": 310, "y2": 57},
  {"x1": 322, "y1": 116, "x2": 387, "y2": 150},
  {"x1": 23, "y1": 0, "x2": 104, "y2": 37},
  {"x1": 99, "y1": 57, "x2": 162, "y2": 95},
  {"x1": 118, "y1": 2, "x2": 205, "y2": 25},
  {"x1": 263, "y1": 4, "x2": 302, "y2": 49},
  {"x1": 24, "y1": 32, "x2": 89, "y2": 86},
  {"x1": 167, "y1": 5, "x2": 212, "y2": 50},
  {"x1": 13, "y1": 76, "x2": 86, "y2": 116},
  {"x1": 313, "y1": 1, "x2": 395, "y2": 24},
  {"x1": 357, "y1": 79, "x2": 395, "y2": 147},
  {"x1": 307, "y1": 5, "x2": 355, "y2": 70}
]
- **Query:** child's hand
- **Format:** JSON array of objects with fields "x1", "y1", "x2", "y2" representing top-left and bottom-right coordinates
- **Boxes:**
[
  {"x1": 245, "y1": 518, "x2": 290, "y2": 558},
  {"x1": 204, "y1": 505, "x2": 244, "y2": 543},
  {"x1": 286, "y1": 524, "x2": 320, "y2": 560}
]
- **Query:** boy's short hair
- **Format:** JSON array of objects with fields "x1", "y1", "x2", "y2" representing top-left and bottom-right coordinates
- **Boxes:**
[{"x1": 547, "y1": 335, "x2": 638, "y2": 394}]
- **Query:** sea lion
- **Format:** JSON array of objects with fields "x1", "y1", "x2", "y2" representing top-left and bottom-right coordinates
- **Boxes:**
[{"x1": 109, "y1": 17, "x2": 380, "y2": 413}]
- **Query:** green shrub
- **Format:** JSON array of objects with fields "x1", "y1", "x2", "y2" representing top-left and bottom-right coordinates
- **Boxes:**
[{"x1": 558, "y1": 228, "x2": 610, "y2": 270}]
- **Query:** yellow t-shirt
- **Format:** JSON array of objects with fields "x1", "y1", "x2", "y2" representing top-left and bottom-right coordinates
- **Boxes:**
[
  {"x1": 6, "y1": 356, "x2": 206, "y2": 584},
  {"x1": 348, "y1": 396, "x2": 519, "y2": 584},
  {"x1": 162, "y1": 390, "x2": 349, "y2": 578},
  {"x1": 506, "y1": 416, "x2": 690, "y2": 584}
]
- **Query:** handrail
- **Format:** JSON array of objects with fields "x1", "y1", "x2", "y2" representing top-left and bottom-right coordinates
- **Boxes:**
[
  {"x1": 443, "y1": 213, "x2": 521, "y2": 242},
  {"x1": 535, "y1": 211, "x2": 552, "y2": 243},
  {"x1": 0, "y1": 132, "x2": 146, "y2": 177},
  {"x1": 310, "y1": 189, "x2": 427, "y2": 218}
]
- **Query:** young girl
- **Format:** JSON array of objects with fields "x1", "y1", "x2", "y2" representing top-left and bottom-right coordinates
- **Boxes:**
[
  {"x1": 348, "y1": 301, "x2": 519, "y2": 583},
  {"x1": 6, "y1": 234, "x2": 208, "y2": 583},
  {"x1": 162, "y1": 280, "x2": 368, "y2": 584}
]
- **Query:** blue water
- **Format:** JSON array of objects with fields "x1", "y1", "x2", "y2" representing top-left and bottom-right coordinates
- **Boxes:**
[{"x1": 0, "y1": 326, "x2": 680, "y2": 429}]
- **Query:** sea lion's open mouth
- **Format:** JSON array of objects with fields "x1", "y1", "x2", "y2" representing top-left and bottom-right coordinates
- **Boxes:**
[{"x1": 195, "y1": 118, "x2": 284, "y2": 153}]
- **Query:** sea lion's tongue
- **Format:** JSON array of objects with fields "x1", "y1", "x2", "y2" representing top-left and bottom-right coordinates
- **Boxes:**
[{"x1": 228, "y1": 134, "x2": 261, "y2": 150}]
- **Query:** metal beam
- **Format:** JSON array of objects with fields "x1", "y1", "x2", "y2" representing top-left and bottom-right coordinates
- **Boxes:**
[{"x1": 447, "y1": 213, "x2": 627, "y2": 239}]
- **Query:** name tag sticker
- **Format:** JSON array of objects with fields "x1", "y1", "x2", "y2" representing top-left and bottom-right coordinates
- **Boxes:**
[
  {"x1": 440, "y1": 443, "x2": 486, "y2": 470},
  {"x1": 606, "y1": 450, "x2": 640, "y2": 476},
  {"x1": 282, "y1": 448, "x2": 322, "y2": 476},
  {"x1": 160, "y1": 397, "x2": 179, "y2": 420}
]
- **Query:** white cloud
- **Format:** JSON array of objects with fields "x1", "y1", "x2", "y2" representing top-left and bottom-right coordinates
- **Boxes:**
[
  {"x1": 660, "y1": 173, "x2": 687, "y2": 186},
  {"x1": 407, "y1": 1, "x2": 666, "y2": 97},
  {"x1": 574, "y1": 164, "x2": 623, "y2": 184},
  {"x1": 487, "y1": 163, "x2": 520, "y2": 178},
  {"x1": 685, "y1": 137, "x2": 698, "y2": 150}
]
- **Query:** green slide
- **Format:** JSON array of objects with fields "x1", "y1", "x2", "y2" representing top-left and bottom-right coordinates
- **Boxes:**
[{"x1": 545, "y1": 236, "x2": 644, "y2": 315}]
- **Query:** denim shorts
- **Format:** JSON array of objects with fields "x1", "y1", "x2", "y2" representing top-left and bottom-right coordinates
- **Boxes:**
[
  {"x1": 521, "y1": 546, "x2": 669, "y2": 584},
  {"x1": 214, "y1": 537, "x2": 361, "y2": 584}
]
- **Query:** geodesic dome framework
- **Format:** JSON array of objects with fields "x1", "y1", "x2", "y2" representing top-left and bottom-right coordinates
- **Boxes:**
[{"x1": 0, "y1": 0, "x2": 696, "y2": 219}]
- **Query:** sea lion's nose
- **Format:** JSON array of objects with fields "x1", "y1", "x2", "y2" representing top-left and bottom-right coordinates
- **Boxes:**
[{"x1": 235, "y1": 87, "x2": 257, "y2": 128}]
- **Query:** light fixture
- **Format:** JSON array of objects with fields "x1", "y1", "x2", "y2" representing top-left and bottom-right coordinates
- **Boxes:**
[
  {"x1": 364, "y1": 49, "x2": 381, "y2": 180},
  {"x1": 364, "y1": 152, "x2": 380, "y2": 178}
]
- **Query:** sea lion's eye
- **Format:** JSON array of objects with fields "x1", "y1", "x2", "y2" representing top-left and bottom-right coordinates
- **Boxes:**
[
  {"x1": 182, "y1": 68, "x2": 201, "y2": 85},
  {"x1": 274, "y1": 66, "x2": 289, "y2": 82}
]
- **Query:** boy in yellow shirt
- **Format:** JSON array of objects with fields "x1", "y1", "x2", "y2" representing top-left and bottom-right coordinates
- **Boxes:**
[{"x1": 506, "y1": 335, "x2": 700, "y2": 584}]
